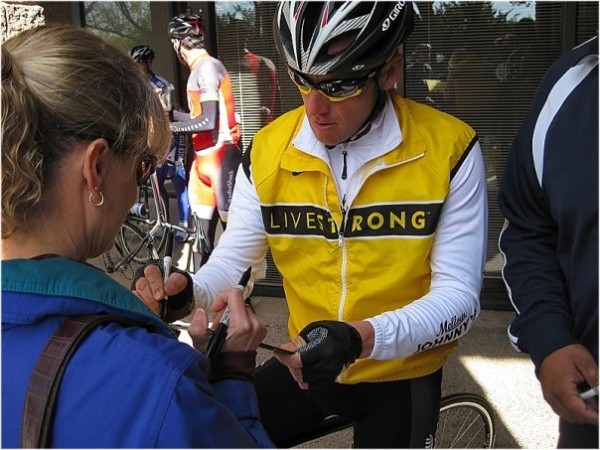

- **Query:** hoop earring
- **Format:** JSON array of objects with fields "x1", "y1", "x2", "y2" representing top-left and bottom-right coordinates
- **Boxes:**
[{"x1": 89, "y1": 190, "x2": 105, "y2": 207}]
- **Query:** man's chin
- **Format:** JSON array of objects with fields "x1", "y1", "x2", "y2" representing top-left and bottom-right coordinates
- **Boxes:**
[
  {"x1": 310, "y1": 127, "x2": 345, "y2": 148},
  {"x1": 318, "y1": 136, "x2": 348, "y2": 148}
]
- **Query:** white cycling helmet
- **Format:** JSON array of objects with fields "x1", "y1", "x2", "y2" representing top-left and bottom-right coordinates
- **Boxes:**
[
  {"x1": 275, "y1": 1, "x2": 415, "y2": 76},
  {"x1": 129, "y1": 45, "x2": 155, "y2": 63}
]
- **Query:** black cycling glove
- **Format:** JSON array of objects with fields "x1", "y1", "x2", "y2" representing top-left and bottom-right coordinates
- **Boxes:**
[
  {"x1": 298, "y1": 320, "x2": 363, "y2": 388},
  {"x1": 131, "y1": 260, "x2": 194, "y2": 323}
]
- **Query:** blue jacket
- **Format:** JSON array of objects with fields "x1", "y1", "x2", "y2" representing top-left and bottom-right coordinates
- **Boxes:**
[
  {"x1": 499, "y1": 36, "x2": 598, "y2": 371},
  {"x1": 2, "y1": 257, "x2": 274, "y2": 448}
]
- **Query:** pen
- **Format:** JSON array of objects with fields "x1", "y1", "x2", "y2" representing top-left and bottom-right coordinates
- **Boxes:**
[
  {"x1": 257, "y1": 341, "x2": 295, "y2": 354},
  {"x1": 172, "y1": 321, "x2": 294, "y2": 354},
  {"x1": 160, "y1": 230, "x2": 174, "y2": 319},
  {"x1": 206, "y1": 267, "x2": 252, "y2": 360},
  {"x1": 580, "y1": 385, "x2": 599, "y2": 400}
]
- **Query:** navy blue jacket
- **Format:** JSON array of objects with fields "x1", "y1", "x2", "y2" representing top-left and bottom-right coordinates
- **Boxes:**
[
  {"x1": 2, "y1": 257, "x2": 274, "y2": 448},
  {"x1": 499, "y1": 36, "x2": 598, "y2": 371}
]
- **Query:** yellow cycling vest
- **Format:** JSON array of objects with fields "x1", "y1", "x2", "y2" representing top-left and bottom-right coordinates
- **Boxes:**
[{"x1": 249, "y1": 92, "x2": 477, "y2": 383}]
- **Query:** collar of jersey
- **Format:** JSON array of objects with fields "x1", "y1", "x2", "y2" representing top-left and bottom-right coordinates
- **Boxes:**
[
  {"x1": 188, "y1": 49, "x2": 210, "y2": 69},
  {"x1": 2, "y1": 257, "x2": 162, "y2": 323}
]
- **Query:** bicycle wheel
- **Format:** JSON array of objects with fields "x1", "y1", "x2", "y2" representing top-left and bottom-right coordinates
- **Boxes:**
[
  {"x1": 102, "y1": 230, "x2": 132, "y2": 277},
  {"x1": 119, "y1": 220, "x2": 160, "y2": 263},
  {"x1": 102, "y1": 222, "x2": 154, "y2": 279},
  {"x1": 435, "y1": 393, "x2": 496, "y2": 449}
]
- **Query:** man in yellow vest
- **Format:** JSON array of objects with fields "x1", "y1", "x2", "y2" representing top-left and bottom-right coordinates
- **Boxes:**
[{"x1": 137, "y1": 1, "x2": 488, "y2": 447}]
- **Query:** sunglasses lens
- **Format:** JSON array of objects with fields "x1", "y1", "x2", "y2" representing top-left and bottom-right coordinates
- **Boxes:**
[
  {"x1": 322, "y1": 81, "x2": 361, "y2": 99},
  {"x1": 289, "y1": 69, "x2": 370, "y2": 101},
  {"x1": 290, "y1": 71, "x2": 312, "y2": 95},
  {"x1": 137, "y1": 154, "x2": 156, "y2": 186}
]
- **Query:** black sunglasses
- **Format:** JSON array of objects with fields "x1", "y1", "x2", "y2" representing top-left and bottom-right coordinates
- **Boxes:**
[{"x1": 288, "y1": 68, "x2": 379, "y2": 102}]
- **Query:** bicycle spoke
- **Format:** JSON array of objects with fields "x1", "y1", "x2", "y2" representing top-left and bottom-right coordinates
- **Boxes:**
[{"x1": 448, "y1": 412, "x2": 481, "y2": 447}]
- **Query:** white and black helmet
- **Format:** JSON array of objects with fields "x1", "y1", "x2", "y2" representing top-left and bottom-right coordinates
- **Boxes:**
[
  {"x1": 275, "y1": 1, "x2": 415, "y2": 76},
  {"x1": 129, "y1": 45, "x2": 155, "y2": 63},
  {"x1": 168, "y1": 14, "x2": 205, "y2": 47}
]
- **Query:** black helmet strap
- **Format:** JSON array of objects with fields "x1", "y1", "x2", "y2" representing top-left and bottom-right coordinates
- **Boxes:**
[{"x1": 173, "y1": 40, "x2": 186, "y2": 65}]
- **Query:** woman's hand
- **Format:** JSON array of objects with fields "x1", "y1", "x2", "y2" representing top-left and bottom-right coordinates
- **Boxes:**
[
  {"x1": 211, "y1": 288, "x2": 267, "y2": 353},
  {"x1": 188, "y1": 308, "x2": 212, "y2": 353}
]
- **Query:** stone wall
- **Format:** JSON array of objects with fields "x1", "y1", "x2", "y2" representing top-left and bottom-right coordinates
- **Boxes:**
[{"x1": 1, "y1": 2, "x2": 45, "y2": 42}]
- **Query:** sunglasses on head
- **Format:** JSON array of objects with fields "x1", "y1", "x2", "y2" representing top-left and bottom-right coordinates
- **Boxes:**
[
  {"x1": 288, "y1": 68, "x2": 379, "y2": 102},
  {"x1": 136, "y1": 153, "x2": 158, "y2": 186}
]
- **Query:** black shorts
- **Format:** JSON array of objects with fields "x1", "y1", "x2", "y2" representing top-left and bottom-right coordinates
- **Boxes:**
[{"x1": 254, "y1": 358, "x2": 443, "y2": 448}]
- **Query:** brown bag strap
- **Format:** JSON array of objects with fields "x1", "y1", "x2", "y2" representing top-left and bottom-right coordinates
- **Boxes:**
[{"x1": 21, "y1": 314, "x2": 138, "y2": 448}]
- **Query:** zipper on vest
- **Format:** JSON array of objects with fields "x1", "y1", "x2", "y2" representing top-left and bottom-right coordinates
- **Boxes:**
[
  {"x1": 341, "y1": 150, "x2": 348, "y2": 180},
  {"x1": 338, "y1": 195, "x2": 347, "y2": 246}
]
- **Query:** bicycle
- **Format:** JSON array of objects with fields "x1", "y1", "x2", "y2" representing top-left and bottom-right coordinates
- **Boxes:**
[
  {"x1": 102, "y1": 172, "x2": 212, "y2": 279},
  {"x1": 279, "y1": 391, "x2": 496, "y2": 448}
]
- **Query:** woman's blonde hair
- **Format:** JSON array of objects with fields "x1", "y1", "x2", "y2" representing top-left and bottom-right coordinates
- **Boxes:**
[{"x1": 1, "y1": 24, "x2": 171, "y2": 238}]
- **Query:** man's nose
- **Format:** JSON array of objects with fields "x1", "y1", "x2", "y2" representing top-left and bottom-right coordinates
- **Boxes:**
[{"x1": 304, "y1": 89, "x2": 331, "y2": 115}]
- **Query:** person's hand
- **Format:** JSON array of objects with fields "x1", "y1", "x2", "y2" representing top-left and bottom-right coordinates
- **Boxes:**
[
  {"x1": 210, "y1": 288, "x2": 267, "y2": 353},
  {"x1": 538, "y1": 343, "x2": 598, "y2": 425},
  {"x1": 131, "y1": 262, "x2": 194, "y2": 322},
  {"x1": 188, "y1": 308, "x2": 212, "y2": 353},
  {"x1": 275, "y1": 320, "x2": 363, "y2": 390},
  {"x1": 272, "y1": 335, "x2": 308, "y2": 389}
]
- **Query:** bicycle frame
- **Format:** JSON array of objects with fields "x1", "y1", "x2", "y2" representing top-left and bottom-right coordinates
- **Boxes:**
[
  {"x1": 105, "y1": 173, "x2": 193, "y2": 273},
  {"x1": 128, "y1": 173, "x2": 169, "y2": 236}
]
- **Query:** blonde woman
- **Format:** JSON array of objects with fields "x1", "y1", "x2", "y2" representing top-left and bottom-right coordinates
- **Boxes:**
[{"x1": 2, "y1": 24, "x2": 272, "y2": 448}]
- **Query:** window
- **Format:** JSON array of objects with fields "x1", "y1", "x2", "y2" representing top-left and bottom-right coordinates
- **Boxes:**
[
  {"x1": 214, "y1": 1, "x2": 299, "y2": 152},
  {"x1": 83, "y1": 1, "x2": 152, "y2": 51},
  {"x1": 82, "y1": 1, "x2": 178, "y2": 93},
  {"x1": 214, "y1": 2, "x2": 292, "y2": 289},
  {"x1": 404, "y1": 1, "x2": 597, "y2": 280}
]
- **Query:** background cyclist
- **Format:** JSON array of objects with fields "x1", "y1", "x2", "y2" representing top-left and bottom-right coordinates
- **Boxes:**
[
  {"x1": 168, "y1": 13, "x2": 242, "y2": 265},
  {"x1": 129, "y1": 45, "x2": 190, "y2": 242}
]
